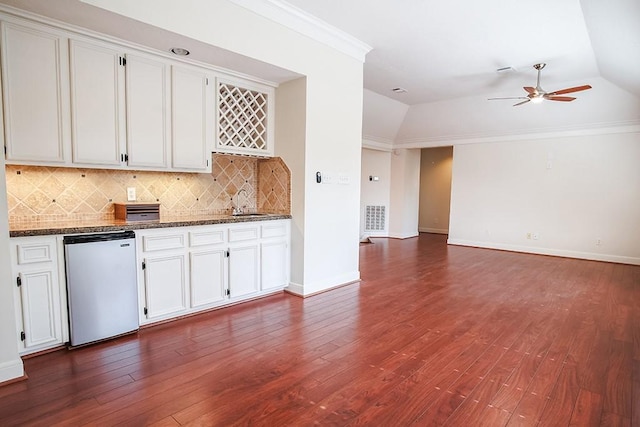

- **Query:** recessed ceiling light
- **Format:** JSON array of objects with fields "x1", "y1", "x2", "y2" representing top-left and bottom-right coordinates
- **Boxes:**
[
  {"x1": 170, "y1": 47, "x2": 190, "y2": 56},
  {"x1": 496, "y1": 66, "x2": 516, "y2": 73},
  {"x1": 391, "y1": 87, "x2": 407, "y2": 93}
]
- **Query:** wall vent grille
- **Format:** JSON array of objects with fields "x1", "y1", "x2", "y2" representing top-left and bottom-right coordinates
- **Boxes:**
[{"x1": 365, "y1": 205, "x2": 386, "y2": 231}]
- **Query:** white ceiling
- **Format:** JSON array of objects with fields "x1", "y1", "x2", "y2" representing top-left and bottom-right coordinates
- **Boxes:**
[
  {"x1": 0, "y1": 0, "x2": 638, "y2": 109},
  {"x1": 282, "y1": 0, "x2": 640, "y2": 105}
]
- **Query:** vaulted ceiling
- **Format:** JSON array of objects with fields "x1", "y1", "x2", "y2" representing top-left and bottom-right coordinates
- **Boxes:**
[{"x1": 283, "y1": 0, "x2": 640, "y2": 106}]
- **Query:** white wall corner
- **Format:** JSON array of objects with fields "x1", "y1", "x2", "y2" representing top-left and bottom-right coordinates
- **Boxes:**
[{"x1": 229, "y1": 0, "x2": 372, "y2": 62}]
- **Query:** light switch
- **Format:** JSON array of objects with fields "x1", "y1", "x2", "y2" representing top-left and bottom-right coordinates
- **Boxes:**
[{"x1": 127, "y1": 187, "x2": 136, "y2": 201}]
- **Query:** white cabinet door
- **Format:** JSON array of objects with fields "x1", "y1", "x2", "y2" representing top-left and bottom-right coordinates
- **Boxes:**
[
  {"x1": 125, "y1": 53, "x2": 170, "y2": 169},
  {"x1": 261, "y1": 240, "x2": 289, "y2": 290},
  {"x1": 1, "y1": 21, "x2": 70, "y2": 163},
  {"x1": 143, "y1": 254, "x2": 187, "y2": 319},
  {"x1": 10, "y1": 236, "x2": 65, "y2": 355},
  {"x1": 229, "y1": 243, "x2": 259, "y2": 298},
  {"x1": 190, "y1": 249, "x2": 227, "y2": 308},
  {"x1": 171, "y1": 65, "x2": 212, "y2": 171},
  {"x1": 17, "y1": 270, "x2": 62, "y2": 349},
  {"x1": 69, "y1": 39, "x2": 125, "y2": 166}
]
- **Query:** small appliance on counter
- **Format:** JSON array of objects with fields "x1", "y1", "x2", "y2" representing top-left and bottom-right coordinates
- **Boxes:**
[{"x1": 114, "y1": 202, "x2": 160, "y2": 222}]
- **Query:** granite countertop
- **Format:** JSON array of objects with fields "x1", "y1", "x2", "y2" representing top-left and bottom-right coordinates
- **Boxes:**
[{"x1": 9, "y1": 214, "x2": 292, "y2": 237}]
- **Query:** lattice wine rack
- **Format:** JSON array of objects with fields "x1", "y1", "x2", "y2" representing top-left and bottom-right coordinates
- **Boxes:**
[{"x1": 217, "y1": 80, "x2": 271, "y2": 154}]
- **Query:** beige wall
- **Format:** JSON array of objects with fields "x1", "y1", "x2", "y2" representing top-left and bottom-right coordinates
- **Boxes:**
[
  {"x1": 419, "y1": 147, "x2": 453, "y2": 234},
  {"x1": 448, "y1": 131, "x2": 640, "y2": 264}
]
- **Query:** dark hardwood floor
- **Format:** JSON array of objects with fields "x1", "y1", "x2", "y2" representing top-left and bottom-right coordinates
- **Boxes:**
[{"x1": 1, "y1": 233, "x2": 638, "y2": 426}]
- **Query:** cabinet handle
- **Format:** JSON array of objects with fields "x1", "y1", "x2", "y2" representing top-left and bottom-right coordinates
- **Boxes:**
[{"x1": 16, "y1": 276, "x2": 21, "y2": 287}]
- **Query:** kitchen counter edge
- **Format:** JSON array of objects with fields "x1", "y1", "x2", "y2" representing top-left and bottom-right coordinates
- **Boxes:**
[{"x1": 9, "y1": 214, "x2": 292, "y2": 238}]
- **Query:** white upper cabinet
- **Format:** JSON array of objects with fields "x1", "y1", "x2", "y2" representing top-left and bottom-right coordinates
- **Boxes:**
[
  {"x1": 126, "y1": 53, "x2": 170, "y2": 169},
  {"x1": 1, "y1": 14, "x2": 277, "y2": 169},
  {"x1": 1, "y1": 21, "x2": 71, "y2": 164},
  {"x1": 216, "y1": 76, "x2": 275, "y2": 157},
  {"x1": 171, "y1": 65, "x2": 213, "y2": 171},
  {"x1": 69, "y1": 38, "x2": 125, "y2": 166}
]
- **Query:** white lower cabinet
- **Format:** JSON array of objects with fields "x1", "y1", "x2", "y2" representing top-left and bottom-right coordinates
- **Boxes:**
[
  {"x1": 229, "y1": 243, "x2": 259, "y2": 298},
  {"x1": 260, "y1": 220, "x2": 290, "y2": 291},
  {"x1": 143, "y1": 254, "x2": 187, "y2": 319},
  {"x1": 190, "y1": 248, "x2": 227, "y2": 308},
  {"x1": 137, "y1": 219, "x2": 290, "y2": 325},
  {"x1": 10, "y1": 236, "x2": 68, "y2": 355}
]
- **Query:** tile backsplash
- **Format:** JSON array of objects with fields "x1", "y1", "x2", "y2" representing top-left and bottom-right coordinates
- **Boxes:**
[{"x1": 6, "y1": 153, "x2": 290, "y2": 225}]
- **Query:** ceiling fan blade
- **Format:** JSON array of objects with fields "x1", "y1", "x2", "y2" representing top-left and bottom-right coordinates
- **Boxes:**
[
  {"x1": 546, "y1": 96, "x2": 576, "y2": 102},
  {"x1": 513, "y1": 99, "x2": 530, "y2": 106},
  {"x1": 548, "y1": 85, "x2": 592, "y2": 95},
  {"x1": 488, "y1": 96, "x2": 528, "y2": 100},
  {"x1": 523, "y1": 86, "x2": 536, "y2": 94}
]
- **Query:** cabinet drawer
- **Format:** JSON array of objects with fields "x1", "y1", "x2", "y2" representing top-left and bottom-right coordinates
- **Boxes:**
[
  {"x1": 16, "y1": 241, "x2": 55, "y2": 264},
  {"x1": 189, "y1": 229, "x2": 226, "y2": 247},
  {"x1": 261, "y1": 222, "x2": 287, "y2": 238},
  {"x1": 142, "y1": 233, "x2": 186, "y2": 252},
  {"x1": 229, "y1": 226, "x2": 259, "y2": 242}
]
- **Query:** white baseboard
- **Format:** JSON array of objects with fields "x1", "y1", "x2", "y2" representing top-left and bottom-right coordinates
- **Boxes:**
[
  {"x1": 447, "y1": 238, "x2": 640, "y2": 265},
  {"x1": 388, "y1": 232, "x2": 419, "y2": 239},
  {"x1": 285, "y1": 282, "x2": 304, "y2": 296},
  {"x1": 286, "y1": 270, "x2": 361, "y2": 297},
  {"x1": 418, "y1": 227, "x2": 448, "y2": 234},
  {"x1": 0, "y1": 358, "x2": 24, "y2": 384}
]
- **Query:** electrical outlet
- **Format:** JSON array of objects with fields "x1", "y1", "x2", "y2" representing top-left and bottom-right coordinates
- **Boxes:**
[
  {"x1": 596, "y1": 238, "x2": 602, "y2": 246},
  {"x1": 127, "y1": 187, "x2": 136, "y2": 202}
]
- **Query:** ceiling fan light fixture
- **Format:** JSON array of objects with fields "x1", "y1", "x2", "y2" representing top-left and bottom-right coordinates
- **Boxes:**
[{"x1": 531, "y1": 96, "x2": 544, "y2": 104}]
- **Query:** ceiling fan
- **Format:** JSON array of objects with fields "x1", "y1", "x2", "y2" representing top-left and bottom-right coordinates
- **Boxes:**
[{"x1": 488, "y1": 63, "x2": 592, "y2": 106}]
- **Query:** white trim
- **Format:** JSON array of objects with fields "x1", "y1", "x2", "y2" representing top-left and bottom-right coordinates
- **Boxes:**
[
  {"x1": 388, "y1": 232, "x2": 419, "y2": 239},
  {"x1": 362, "y1": 136, "x2": 393, "y2": 152},
  {"x1": 285, "y1": 281, "x2": 304, "y2": 296},
  {"x1": 395, "y1": 122, "x2": 640, "y2": 148},
  {"x1": 0, "y1": 358, "x2": 24, "y2": 384},
  {"x1": 419, "y1": 227, "x2": 448, "y2": 235},
  {"x1": 229, "y1": 0, "x2": 372, "y2": 62},
  {"x1": 447, "y1": 238, "x2": 640, "y2": 266},
  {"x1": 289, "y1": 271, "x2": 360, "y2": 296}
]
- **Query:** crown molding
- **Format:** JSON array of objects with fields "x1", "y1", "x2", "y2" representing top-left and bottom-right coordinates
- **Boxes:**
[
  {"x1": 229, "y1": 0, "x2": 372, "y2": 62},
  {"x1": 362, "y1": 135, "x2": 394, "y2": 152},
  {"x1": 395, "y1": 121, "x2": 640, "y2": 148}
]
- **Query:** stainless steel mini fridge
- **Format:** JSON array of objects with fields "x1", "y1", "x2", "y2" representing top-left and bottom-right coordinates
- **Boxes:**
[{"x1": 64, "y1": 231, "x2": 139, "y2": 346}]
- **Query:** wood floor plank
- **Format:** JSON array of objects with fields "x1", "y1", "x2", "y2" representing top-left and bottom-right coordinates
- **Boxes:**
[
  {"x1": 0, "y1": 233, "x2": 637, "y2": 426},
  {"x1": 569, "y1": 389, "x2": 603, "y2": 427}
]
